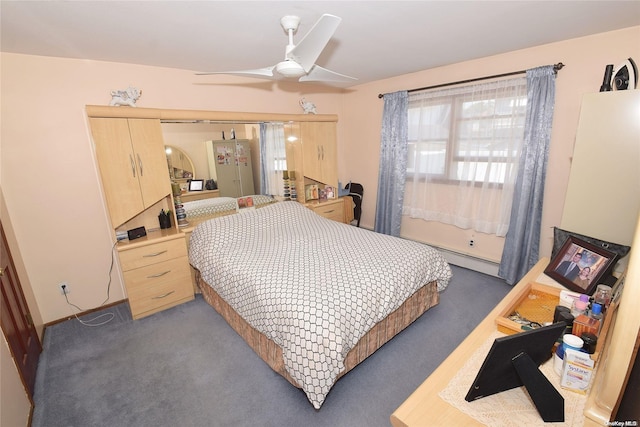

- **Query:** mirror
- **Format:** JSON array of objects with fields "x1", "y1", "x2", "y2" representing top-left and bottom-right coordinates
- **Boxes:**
[
  {"x1": 165, "y1": 145, "x2": 195, "y2": 181},
  {"x1": 161, "y1": 121, "x2": 263, "y2": 197}
]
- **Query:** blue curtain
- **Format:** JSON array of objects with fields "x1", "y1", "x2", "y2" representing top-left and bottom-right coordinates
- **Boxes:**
[
  {"x1": 498, "y1": 66, "x2": 557, "y2": 284},
  {"x1": 374, "y1": 91, "x2": 408, "y2": 236}
]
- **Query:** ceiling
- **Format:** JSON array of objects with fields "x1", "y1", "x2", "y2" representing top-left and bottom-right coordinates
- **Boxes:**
[{"x1": 2, "y1": 1, "x2": 640, "y2": 87}]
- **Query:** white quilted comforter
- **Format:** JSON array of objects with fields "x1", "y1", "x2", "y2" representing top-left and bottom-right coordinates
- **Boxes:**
[{"x1": 188, "y1": 201, "x2": 452, "y2": 408}]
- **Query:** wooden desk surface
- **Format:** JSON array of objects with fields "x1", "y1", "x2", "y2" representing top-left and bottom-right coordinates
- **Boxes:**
[{"x1": 390, "y1": 258, "x2": 568, "y2": 427}]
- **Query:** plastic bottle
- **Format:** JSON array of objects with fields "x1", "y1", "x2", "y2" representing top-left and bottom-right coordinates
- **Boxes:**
[
  {"x1": 590, "y1": 303, "x2": 603, "y2": 321},
  {"x1": 554, "y1": 334, "x2": 584, "y2": 375},
  {"x1": 588, "y1": 302, "x2": 604, "y2": 335},
  {"x1": 580, "y1": 332, "x2": 598, "y2": 354},
  {"x1": 571, "y1": 299, "x2": 588, "y2": 317}
]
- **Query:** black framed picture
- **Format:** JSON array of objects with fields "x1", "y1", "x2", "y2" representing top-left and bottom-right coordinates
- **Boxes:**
[
  {"x1": 544, "y1": 236, "x2": 617, "y2": 295},
  {"x1": 188, "y1": 179, "x2": 204, "y2": 191}
]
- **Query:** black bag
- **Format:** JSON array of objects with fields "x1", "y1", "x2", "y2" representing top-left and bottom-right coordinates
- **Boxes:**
[
  {"x1": 552, "y1": 227, "x2": 631, "y2": 260},
  {"x1": 205, "y1": 179, "x2": 217, "y2": 190}
]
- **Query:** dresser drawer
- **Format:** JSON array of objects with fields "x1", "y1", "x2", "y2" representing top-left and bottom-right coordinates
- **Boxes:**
[
  {"x1": 119, "y1": 237, "x2": 187, "y2": 271},
  {"x1": 123, "y1": 256, "x2": 193, "y2": 318},
  {"x1": 310, "y1": 200, "x2": 344, "y2": 223}
]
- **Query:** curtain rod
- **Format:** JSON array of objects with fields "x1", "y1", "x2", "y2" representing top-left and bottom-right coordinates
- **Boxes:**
[{"x1": 377, "y1": 62, "x2": 564, "y2": 99}]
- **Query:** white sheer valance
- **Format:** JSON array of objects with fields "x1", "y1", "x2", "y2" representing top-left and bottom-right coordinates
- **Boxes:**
[{"x1": 404, "y1": 76, "x2": 527, "y2": 236}]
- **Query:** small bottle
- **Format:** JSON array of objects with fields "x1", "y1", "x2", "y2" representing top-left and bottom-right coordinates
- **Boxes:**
[
  {"x1": 580, "y1": 332, "x2": 598, "y2": 354},
  {"x1": 571, "y1": 299, "x2": 588, "y2": 317},
  {"x1": 554, "y1": 334, "x2": 584, "y2": 375},
  {"x1": 594, "y1": 284, "x2": 612, "y2": 310},
  {"x1": 590, "y1": 302, "x2": 603, "y2": 322}
]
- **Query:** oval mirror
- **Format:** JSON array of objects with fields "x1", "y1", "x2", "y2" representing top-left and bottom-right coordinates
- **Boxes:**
[{"x1": 165, "y1": 145, "x2": 195, "y2": 181}]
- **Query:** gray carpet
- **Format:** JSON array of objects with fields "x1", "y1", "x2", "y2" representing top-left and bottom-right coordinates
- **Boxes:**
[{"x1": 32, "y1": 265, "x2": 510, "y2": 427}]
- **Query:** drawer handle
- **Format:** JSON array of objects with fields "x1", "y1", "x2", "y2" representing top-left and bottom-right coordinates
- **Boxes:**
[
  {"x1": 143, "y1": 250, "x2": 168, "y2": 257},
  {"x1": 324, "y1": 209, "x2": 335, "y2": 213},
  {"x1": 147, "y1": 270, "x2": 171, "y2": 278},
  {"x1": 152, "y1": 290, "x2": 175, "y2": 299}
]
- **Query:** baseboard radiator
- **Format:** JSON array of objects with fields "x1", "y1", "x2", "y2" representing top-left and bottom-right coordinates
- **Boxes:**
[
  {"x1": 363, "y1": 225, "x2": 501, "y2": 277},
  {"x1": 435, "y1": 247, "x2": 500, "y2": 278}
]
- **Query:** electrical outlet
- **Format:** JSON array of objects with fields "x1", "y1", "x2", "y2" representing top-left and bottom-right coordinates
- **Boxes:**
[
  {"x1": 58, "y1": 282, "x2": 70, "y2": 295},
  {"x1": 469, "y1": 239, "x2": 475, "y2": 247}
]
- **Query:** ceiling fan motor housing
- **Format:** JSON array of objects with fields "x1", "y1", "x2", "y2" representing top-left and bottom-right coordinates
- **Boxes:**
[{"x1": 276, "y1": 60, "x2": 306, "y2": 78}]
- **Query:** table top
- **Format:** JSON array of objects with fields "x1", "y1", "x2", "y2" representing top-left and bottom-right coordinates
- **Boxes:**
[{"x1": 389, "y1": 257, "x2": 583, "y2": 427}]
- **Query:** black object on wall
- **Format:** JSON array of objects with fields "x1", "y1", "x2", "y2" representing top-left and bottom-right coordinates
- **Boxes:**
[{"x1": 600, "y1": 64, "x2": 614, "y2": 91}]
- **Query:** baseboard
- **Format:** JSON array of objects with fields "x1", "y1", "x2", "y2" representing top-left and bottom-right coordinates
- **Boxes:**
[
  {"x1": 44, "y1": 299, "x2": 128, "y2": 328},
  {"x1": 433, "y1": 247, "x2": 500, "y2": 277}
]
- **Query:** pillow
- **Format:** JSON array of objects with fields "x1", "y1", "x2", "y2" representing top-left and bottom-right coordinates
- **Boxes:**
[
  {"x1": 236, "y1": 195, "x2": 276, "y2": 207},
  {"x1": 551, "y1": 227, "x2": 631, "y2": 260}
]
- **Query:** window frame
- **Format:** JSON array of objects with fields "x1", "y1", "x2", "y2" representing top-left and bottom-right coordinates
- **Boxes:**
[{"x1": 406, "y1": 81, "x2": 527, "y2": 187}]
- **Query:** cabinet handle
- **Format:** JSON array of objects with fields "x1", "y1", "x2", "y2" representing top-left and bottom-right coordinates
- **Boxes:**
[
  {"x1": 317, "y1": 146, "x2": 321, "y2": 160},
  {"x1": 321, "y1": 145, "x2": 325, "y2": 160},
  {"x1": 152, "y1": 290, "x2": 175, "y2": 299},
  {"x1": 129, "y1": 154, "x2": 136, "y2": 177},
  {"x1": 137, "y1": 153, "x2": 144, "y2": 176},
  {"x1": 143, "y1": 250, "x2": 167, "y2": 257},
  {"x1": 147, "y1": 270, "x2": 171, "y2": 278}
]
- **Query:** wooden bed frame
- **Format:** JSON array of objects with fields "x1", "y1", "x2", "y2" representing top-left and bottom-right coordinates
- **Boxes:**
[{"x1": 195, "y1": 270, "x2": 440, "y2": 388}]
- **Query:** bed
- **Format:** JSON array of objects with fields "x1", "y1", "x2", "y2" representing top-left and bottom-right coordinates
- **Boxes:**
[
  {"x1": 181, "y1": 194, "x2": 276, "y2": 221},
  {"x1": 188, "y1": 201, "x2": 452, "y2": 408}
]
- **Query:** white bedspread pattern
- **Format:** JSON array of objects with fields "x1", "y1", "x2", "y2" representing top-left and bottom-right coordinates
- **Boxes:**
[
  {"x1": 188, "y1": 202, "x2": 452, "y2": 408},
  {"x1": 182, "y1": 195, "x2": 275, "y2": 219}
]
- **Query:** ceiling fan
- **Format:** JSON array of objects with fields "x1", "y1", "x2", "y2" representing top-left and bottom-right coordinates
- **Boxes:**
[{"x1": 196, "y1": 14, "x2": 357, "y2": 83}]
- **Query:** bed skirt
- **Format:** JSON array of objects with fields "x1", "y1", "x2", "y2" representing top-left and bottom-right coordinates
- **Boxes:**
[{"x1": 196, "y1": 270, "x2": 440, "y2": 388}]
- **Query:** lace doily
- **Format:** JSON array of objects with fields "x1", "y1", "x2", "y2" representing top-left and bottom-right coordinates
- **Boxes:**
[{"x1": 438, "y1": 331, "x2": 589, "y2": 427}]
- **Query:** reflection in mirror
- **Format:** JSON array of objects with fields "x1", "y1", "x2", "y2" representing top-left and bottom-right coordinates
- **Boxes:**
[
  {"x1": 165, "y1": 145, "x2": 195, "y2": 181},
  {"x1": 161, "y1": 122, "x2": 263, "y2": 197}
]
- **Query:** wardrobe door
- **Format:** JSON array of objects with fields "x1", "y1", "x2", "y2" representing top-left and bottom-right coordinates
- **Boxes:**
[
  {"x1": 90, "y1": 118, "x2": 145, "y2": 227},
  {"x1": 300, "y1": 121, "x2": 338, "y2": 188},
  {"x1": 127, "y1": 118, "x2": 172, "y2": 208}
]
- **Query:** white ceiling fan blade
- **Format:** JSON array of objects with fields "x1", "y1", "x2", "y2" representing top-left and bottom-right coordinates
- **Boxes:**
[
  {"x1": 288, "y1": 14, "x2": 341, "y2": 73},
  {"x1": 299, "y1": 65, "x2": 357, "y2": 83},
  {"x1": 195, "y1": 66, "x2": 275, "y2": 78}
]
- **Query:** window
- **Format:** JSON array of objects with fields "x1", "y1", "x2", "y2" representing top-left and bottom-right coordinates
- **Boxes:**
[
  {"x1": 404, "y1": 77, "x2": 527, "y2": 236},
  {"x1": 260, "y1": 122, "x2": 286, "y2": 196},
  {"x1": 407, "y1": 79, "x2": 527, "y2": 184}
]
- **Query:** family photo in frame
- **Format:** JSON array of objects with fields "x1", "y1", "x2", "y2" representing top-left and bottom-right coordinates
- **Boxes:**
[{"x1": 544, "y1": 236, "x2": 617, "y2": 294}]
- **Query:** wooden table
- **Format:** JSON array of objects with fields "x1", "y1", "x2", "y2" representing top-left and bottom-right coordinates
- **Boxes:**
[{"x1": 390, "y1": 257, "x2": 599, "y2": 426}]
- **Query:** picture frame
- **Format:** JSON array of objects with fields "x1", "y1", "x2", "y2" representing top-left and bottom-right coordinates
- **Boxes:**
[
  {"x1": 188, "y1": 179, "x2": 204, "y2": 191},
  {"x1": 544, "y1": 236, "x2": 617, "y2": 295}
]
